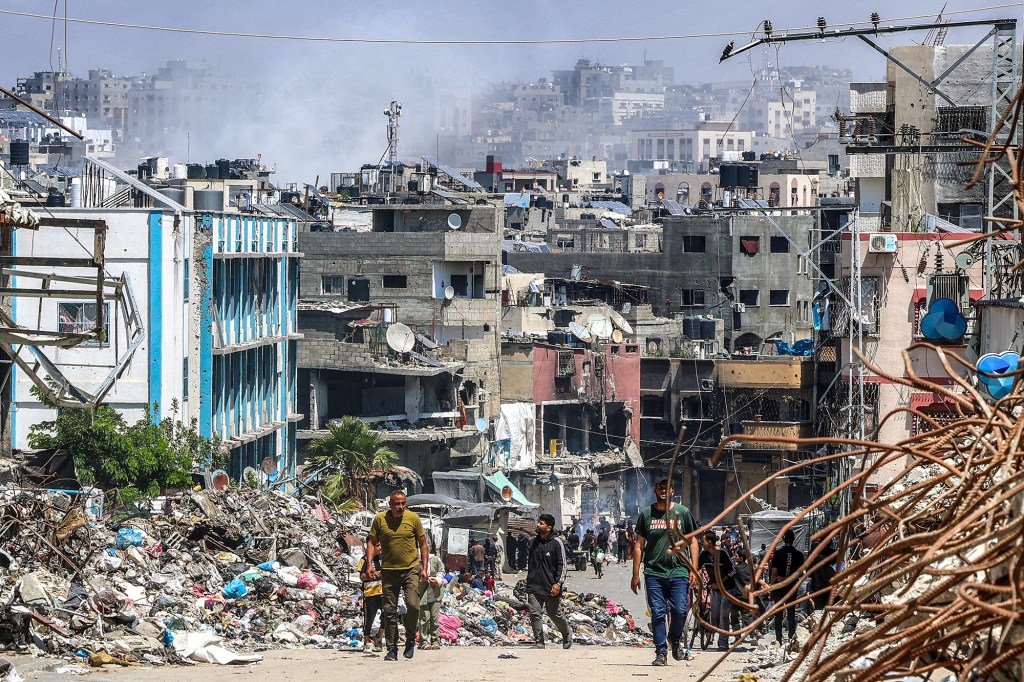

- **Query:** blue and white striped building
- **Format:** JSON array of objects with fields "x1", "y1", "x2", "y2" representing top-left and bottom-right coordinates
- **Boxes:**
[{"x1": 8, "y1": 194, "x2": 302, "y2": 483}]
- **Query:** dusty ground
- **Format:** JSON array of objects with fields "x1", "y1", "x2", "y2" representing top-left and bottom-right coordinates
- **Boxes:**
[
  {"x1": 3, "y1": 563, "x2": 756, "y2": 681},
  {"x1": 6, "y1": 645, "x2": 751, "y2": 682}
]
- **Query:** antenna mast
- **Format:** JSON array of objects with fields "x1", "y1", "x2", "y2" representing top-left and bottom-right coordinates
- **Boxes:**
[{"x1": 384, "y1": 100, "x2": 402, "y2": 198}]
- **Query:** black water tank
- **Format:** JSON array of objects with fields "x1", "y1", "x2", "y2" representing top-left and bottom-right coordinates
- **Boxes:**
[
  {"x1": 683, "y1": 316, "x2": 699, "y2": 339},
  {"x1": 734, "y1": 164, "x2": 750, "y2": 188},
  {"x1": 742, "y1": 151, "x2": 756, "y2": 162},
  {"x1": 216, "y1": 159, "x2": 231, "y2": 178},
  {"x1": 187, "y1": 163, "x2": 206, "y2": 179},
  {"x1": 9, "y1": 141, "x2": 29, "y2": 166},
  {"x1": 46, "y1": 189, "x2": 65, "y2": 207},
  {"x1": 205, "y1": 163, "x2": 220, "y2": 180},
  {"x1": 719, "y1": 164, "x2": 738, "y2": 188},
  {"x1": 700, "y1": 318, "x2": 716, "y2": 340},
  {"x1": 137, "y1": 163, "x2": 150, "y2": 179},
  {"x1": 748, "y1": 168, "x2": 759, "y2": 188}
]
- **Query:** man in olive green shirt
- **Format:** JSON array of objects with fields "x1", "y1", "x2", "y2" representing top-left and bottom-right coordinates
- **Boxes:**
[
  {"x1": 631, "y1": 479, "x2": 699, "y2": 667},
  {"x1": 367, "y1": 490, "x2": 429, "y2": 661}
]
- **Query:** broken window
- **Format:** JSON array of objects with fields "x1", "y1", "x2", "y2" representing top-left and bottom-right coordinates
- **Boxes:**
[
  {"x1": 770, "y1": 236, "x2": 790, "y2": 253},
  {"x1": 321, "y1": 275, "x2": 345, "y2": 295},
  {"x1": 58, "y1": 302, "x2": 109, "y2": 346},
  {"x1": 681, "y1": 289, "x2": 705, "y2": 307},
  {"x1": 739, "y1": 236, "x2": 760, "y2": 256},
  {"x1": 739, "y1": 290, "x2": 759, "y2": 307},
  {"x1": 769, "y1": 290, "x2": 790, "y2": 306},
  {"x1": 382, "y1": 275, "x2": 407, "y2": 289},
  {"x1": 682, "y1": 236, "x2": 706, "y2": 253},
  {"x1": 556, "y1": 350, "x2": 576, "y2": 377}
]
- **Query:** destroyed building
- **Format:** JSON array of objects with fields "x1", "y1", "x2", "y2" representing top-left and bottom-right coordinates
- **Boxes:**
[
  {"x1": 3, "y1": 158, "x2": 302, "y2": 479},
  {"x1": 296, "y1": 203, "x2": 501, "y2": 487}
]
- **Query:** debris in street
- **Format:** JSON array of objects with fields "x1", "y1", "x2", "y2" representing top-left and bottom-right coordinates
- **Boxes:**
[{"x1": 0, "y1": 485, "x2": 644, "y2": 669}]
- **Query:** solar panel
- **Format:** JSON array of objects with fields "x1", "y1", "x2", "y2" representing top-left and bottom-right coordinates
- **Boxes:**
[
  {"x1": 421, "y1": 156, "x2": 484, "y2": 191},
  {"x1": 589, "y1": 200, "x2": 632, "y2": 216},
  {"x1": 431, "y1": 188, "x2": 469, "y2": 204},
  {"x1": 661, "y1": 199, "x2": 684, "y2": 215}
]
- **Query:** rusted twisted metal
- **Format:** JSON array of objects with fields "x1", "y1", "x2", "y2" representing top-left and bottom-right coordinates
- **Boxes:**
[{"x1": 664, "y1": 342, "x2": 1024, "y2": 681}]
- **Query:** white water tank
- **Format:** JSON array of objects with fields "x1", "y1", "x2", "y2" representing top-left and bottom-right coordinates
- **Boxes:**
[
  {"x1": 172, "y1": 163, "x2": 187, "y2": 179},
  {"x1": 70, "y1": 177, "x2": 82, "y2": 207}
]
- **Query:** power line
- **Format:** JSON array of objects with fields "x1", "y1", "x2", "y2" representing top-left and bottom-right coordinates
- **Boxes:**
[{"x1": 0, "y1": 4, "x2": 1020, "y2": 46}]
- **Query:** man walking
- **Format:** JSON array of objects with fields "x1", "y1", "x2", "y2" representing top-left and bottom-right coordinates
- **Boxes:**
[
  {"x1": 516, "y1": 532, "x2": 531, "y2": 571},
  {"x1": 469, "y1": 540, "x2": 486, "y2": 575},
  {"x1": 418, "y1": 545, "x2": 446, "y2": 650},
  {"x1": 615, "y1": 525, "x2": 629, "y2": 564},
  {"x1": 699, "y1": 531, "x2": 735, "y2": 651},
  {"x1": 771, "y1": 529, "x2": 805, "y2": 650},
  {"x1": 631, "y1": 479, "x2": 699, "y2": 667},
  {"x1": 366, "y1": 491, "x2": 429, "y2": 661},
  {"x1": 526, "y1": 513, "x2": 572, "y2": 649}
]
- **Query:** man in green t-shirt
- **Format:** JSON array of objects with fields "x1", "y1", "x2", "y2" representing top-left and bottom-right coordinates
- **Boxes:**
[
  {"x1": 631, "y1": 478, "x2": 699, "y2": 667},
  {"x1": 366, "y1": 490, "x2": 429, "y2": 661}
]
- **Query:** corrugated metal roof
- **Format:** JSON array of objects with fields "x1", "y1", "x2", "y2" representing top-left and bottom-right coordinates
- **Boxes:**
[
  {"x1": 421, "y1": 155, "x2": 484, "y2": 191},
  {"x1": 431, "y1": 188, "x2": 470, "y2": 204},
  {"x1": 587, "y1": 200, "x2": 632, "y2": 215}
]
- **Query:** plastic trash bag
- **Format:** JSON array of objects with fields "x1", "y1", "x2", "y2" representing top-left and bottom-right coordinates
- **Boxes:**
[
  {"x1": 115, "y1": 528, "x2": 144, "y2": 550},
  {"x1": 222, "y1": 578, "x2": 248, "y2": 599}
]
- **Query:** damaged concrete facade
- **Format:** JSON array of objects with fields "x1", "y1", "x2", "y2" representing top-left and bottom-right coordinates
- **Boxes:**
[
  {"x1": 6, "y1": 205, "x2": 302, "y2": 480},
  {"x1": 296, "y1": 204, "x2": 501, "y2": 486}
]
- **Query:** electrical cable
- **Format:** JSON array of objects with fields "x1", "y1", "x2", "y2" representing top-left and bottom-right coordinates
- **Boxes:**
[{"x1": 0, "y1": 4, "x2": 1020, "y2": 46}]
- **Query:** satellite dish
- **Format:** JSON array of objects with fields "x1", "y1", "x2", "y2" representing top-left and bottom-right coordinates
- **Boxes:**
[
  {"x1": 261, "y1": 457, "x2": 277, "y2": 476},
  {"x1": 587, "y1": 314, "x2": 613, "y2": 339},
  {"x1": 611, "y1": 329, "x2": 623, "y2": 343},
  {"x1": 568, "y1": 321, "x2": 592, "y2": 343},
  {"x1": 386, "y1": 322, "x2": 415, "y2": 353},
  {"x1": 475, "y1": 417, "x2": 488, "y2": 432},
  {"x1": 648, "y1": 340, "x2": 660, "y2": 354},
  {"x1": 243, "y1": 466, "x2": 259, "y2": 485},
  {"x1": 501, "y1": 485, "x2": 514, "y2": 502},
  {"x1": 955, "y1": 252, "x2": 975, "y2": 270},
  {"x1": 211, "y1": 470, "x2": 230, "y2": 491},
  {"x1": 447, "y1": 213, "x2": 462, "y2": 230},
  {"x1": 444, "y1": 286, "x2": 456, "y2": 300},
  {"x1": 608, "y1": 309, "x2": 633, "y2": 335}
]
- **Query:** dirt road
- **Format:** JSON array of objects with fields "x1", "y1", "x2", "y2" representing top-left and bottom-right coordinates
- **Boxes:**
[{"x1": 64, "y1": 644, "x2": 751, "y2": 682}]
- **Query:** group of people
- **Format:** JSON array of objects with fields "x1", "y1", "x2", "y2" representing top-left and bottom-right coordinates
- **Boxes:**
[{"x1": 358, "y1": 485, "x2": 829, "y2": 668}]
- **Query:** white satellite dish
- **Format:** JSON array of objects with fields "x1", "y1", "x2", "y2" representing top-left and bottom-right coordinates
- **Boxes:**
[
  {"x1": 608, "y1": 309, "x2": 633, "y2": 335},
  {"x1": 611, "y1": 329, "x2": 623, "y2": 343},
  {"x1": 386, "y1": 322, "x2": 415, "y2": 353},
  {"x1": 447, "y1": 213, "x2": 462, "y2": 230},
  {"x1": 242, "y1": 467, "x2": 260, "y2": 485},
  {"x1": 568, "y1": 322, "x2": 592, "y2": 343},
  {"x1": 443, "y1": 286, "x2": 456, "y2": 300},
  {"x1": 587, "y1": 314, "x2": 613, "y2": 339},
  {"x1": 955, "y1": 252, "x2": 975, "y2": 270}
]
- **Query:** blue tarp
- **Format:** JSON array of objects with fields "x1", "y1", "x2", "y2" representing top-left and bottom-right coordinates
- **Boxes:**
[{"x1": 774, "y1": 338, "x2": 815, "y2": 356}]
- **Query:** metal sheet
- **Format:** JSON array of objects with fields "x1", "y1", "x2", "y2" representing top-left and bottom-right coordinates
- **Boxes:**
[
  {"x1": 421, "y1": 155, "x2": 484, "y2": 191},
  {"x1": 661, "y1": 199, "x2": 684, "y2": 215}
]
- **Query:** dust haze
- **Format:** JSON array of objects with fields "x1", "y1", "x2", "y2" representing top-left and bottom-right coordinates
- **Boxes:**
[{"x1": 0, "y1": 0, "x2": 1012, "y2": 180}]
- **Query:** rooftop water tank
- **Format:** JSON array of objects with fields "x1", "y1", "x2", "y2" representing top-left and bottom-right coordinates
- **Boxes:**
[{"x1": 193, "y1": 189, "x2": 223, "y2": 212}]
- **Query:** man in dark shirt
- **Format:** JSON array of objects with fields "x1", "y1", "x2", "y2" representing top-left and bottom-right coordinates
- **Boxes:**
[
  {"x1": 516, "y1": 532, "x2": 531, "y2": 571},
  {"x1": 699, "y1": 531, "x2": 735, "y2": 650},
  {"x1": 615, "y1": 526, "x2": 629, "y2": 564},
  {"x1": 526, "y1": 513, "x2": 572, "y2": 649},
  {"x1": 771, "y1": 529, "x2": 806, "y2": 647},
  {"x1": 596, "y1": 528, "x2": 610, "y2": 553},
  {"x1": 581, "y1": 529, "x2": 596, "y2": 552},
  {"x1": 567, "y1": 529, "x2": 581, "y2": 551}
]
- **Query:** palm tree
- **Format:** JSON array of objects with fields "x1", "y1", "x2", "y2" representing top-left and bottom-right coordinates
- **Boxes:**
[{"x1": 306, "y1": 416, "x2": 396, "y2": 505}]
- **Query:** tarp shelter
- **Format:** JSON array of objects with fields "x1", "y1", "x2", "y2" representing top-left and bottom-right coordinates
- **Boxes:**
[
  {"x1": 742, "y1": 509, "x2": 810, "y2": 554},
  {"x1": 432, "y1": 469, "x2": 538, "y2": 507}
]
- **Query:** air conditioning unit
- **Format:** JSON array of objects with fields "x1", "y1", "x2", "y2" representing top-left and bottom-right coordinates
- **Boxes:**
[
  {"x1": 868, "y1": 233, "x2": 898, "y2": 254},
  {"x1": 733, "y1": 302, "x2": 747, "y2": 313},
  {"x1": 699, "y1": 378, "x2": 715, "y2": 391}
]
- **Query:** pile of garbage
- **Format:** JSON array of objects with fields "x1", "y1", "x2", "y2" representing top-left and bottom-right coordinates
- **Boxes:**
[{"x1": 0, "y1": 486, "x2": 645, "y2": 670}]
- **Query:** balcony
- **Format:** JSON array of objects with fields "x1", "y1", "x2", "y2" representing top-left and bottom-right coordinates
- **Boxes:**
[
  {"x1": 739, "y1": 421, "x2": 813, "y2": 450},
  {"x1": 717, "y1": 358, "x2": 814, "y2": 389}
]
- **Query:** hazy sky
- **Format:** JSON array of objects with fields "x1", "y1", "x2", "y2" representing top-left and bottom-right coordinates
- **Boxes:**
[{"x1": 0, "y1": 1, "x2": 1019, "y2": 179}]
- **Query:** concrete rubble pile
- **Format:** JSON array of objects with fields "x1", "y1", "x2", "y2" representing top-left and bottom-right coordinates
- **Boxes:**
[{"x1": 0, "y1": 487, "x2": 644, "y2": 671}]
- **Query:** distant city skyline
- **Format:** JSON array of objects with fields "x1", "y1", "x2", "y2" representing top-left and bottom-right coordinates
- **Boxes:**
[{"x1": 0, "y1": 0, "x2": 1018, "y2": 179}]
